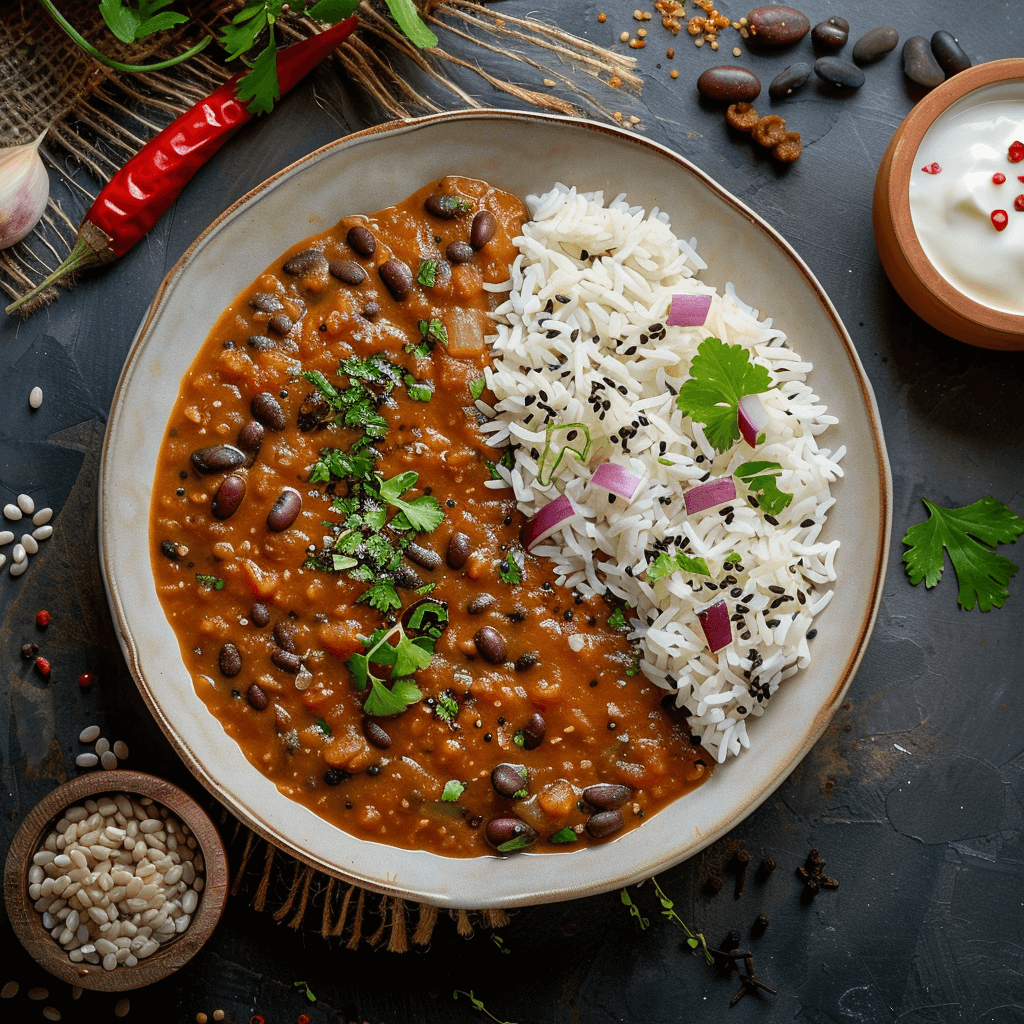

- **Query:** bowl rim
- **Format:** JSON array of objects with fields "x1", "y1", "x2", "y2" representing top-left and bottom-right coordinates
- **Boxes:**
[
  {"x1": 99, "y1": 108, "x2": 891, "y2": 908},
  {"x1": 3, "y1": 770, "x2": 228, "y2": 992},
  {"x1": 882, "y1": 57, "x2": 1024, "y2": 334}
]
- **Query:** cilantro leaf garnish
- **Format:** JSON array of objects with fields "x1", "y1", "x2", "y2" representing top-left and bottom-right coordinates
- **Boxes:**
[
  {"x1": 99, "y1": 0, "x2": 187, "y2": 42},
  {"x1": 195, "y1": 573, "x2": 225, "y2": 590},
  {"x1": 233, "y1": 28, "x2": 280, "y2": 116},
  {"x1": 512, "y1": 730, "x2": 525, "y2": 748},
  {"x1": 537, "y1": 422, "x2": 591, "y2": 487},
  {"x1": 902, "y1": 496, "x2": 1022, "y2": 611},
  {"x1": 403, "y1": 374, "x2": 434, "y2": 402},
  {"x1": 418, "y1": 318, "x2": 449, "y2": 347},
  {"x1": 347, "y1": 625, "x2": 430, "y2": 716},
  {"x1": 608, "y1": 605, "x2": 628, "y2": 630},
  {"x1": 417, "y1": 260, "x2": 439, "y2": 287},
  {"x1": 548, "y1": 827, "x2": 579, "y2": 844},
  {"x1": 435, "y1": 691, "x2": 459, "y2": 724},
  {"x1": 646, "y1": 551, "x2": 711, "y2": 584},
  {"x1": 378, "y1": 472, "x2": 444, "y2": 533},
  {"x1": 734, "y1": 461, "x2": 793, "y2": 517},
  {"x1": 469, "y1": 377, "x2": 486, "y2": 400},
  {"x1": 314, "y1": 718, "x2": 332, "y2": 738},
  {"x1": 498, "y1": 550, "x2": 523, "y2": 585},
  {"x1": 441, "y1": 780, "x2": 465, "y2": 802},
  {"x1": 675, "y1": 337, "x2": 773, "y2": 452}
]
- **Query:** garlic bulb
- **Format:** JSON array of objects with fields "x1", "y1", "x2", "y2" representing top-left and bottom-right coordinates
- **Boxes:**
[{"x1": 0, "y1": 132, "x2": 49, "y2": 250}]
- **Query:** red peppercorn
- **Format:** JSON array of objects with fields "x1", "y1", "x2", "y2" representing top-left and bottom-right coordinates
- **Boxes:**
[
  {"x1": 249, "y1": 1017, "x2": 264, "y2": 1024},
  {"x1": 1015, "y1": 195, "x2": 1024, "y2": 212},
  {"x1": 35, "y1": 656, "x2": 51, "y2": 677},
  {"x1": 993, "y1": 172, "x2": 1006, "y2": 185},
  {"x1": 35, "y1": 609, "x2": 51, "y2": 628},
  {"x1": 298, "y1": 1016, "x2": 311, "y2": 1024},
  {"x1": 1008, "y1": 140, "x2": 1024, "y2": 163},
  {"x1": 921, "y1": 162, "x2": 941, "y2": 174},
  {"x1": 991, "y1": 209, "x2": 1009, "y2": 231},
  {"x1": 77, "y1": 672, "x2": 94, "y2": 688}
]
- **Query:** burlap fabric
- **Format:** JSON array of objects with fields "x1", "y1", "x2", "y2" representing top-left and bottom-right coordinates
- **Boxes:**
[{"x1": 2, "y1": 0, "x2": 639, "y2": 945}]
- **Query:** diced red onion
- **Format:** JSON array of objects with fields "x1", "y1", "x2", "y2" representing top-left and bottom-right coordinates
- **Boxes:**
[
  {"x1": 683, "y1": 477, "x2": 736, "y2": 516},
  {"x1": 737, "y1": 393, "x2": 769, "y2": 447},
  {"x1": 520, "y1": 494, "x2": 577, "y2": 551},
  {"x1": 667, "y1": 293, "x2": 713, "y2": 327},
  {"x1": 590, "y1": 462, "x2": 642, "y2": 500},
  {"x1": 698, "y1": 601, "x2": 732, "y2": 652}
]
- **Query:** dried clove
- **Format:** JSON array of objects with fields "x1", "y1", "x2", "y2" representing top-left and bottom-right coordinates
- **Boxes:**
[
  {"x1": 732, "y1": 848, "x2": 751, "y2": 899},
  {"x1": 756, "y1": 856, "x2": 776, "y2": 883},
  {"x1": 796, "y1": 848, "x2": 839, "y2": 902}
]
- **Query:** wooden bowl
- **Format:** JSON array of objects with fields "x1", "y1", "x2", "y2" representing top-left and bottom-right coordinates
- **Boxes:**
[
  {"x1": 873, "y1": 58, "x2": 1024, "y2": 351},
  {"x1": 4, "y1": 771, "x2": 227, "y2": 992}
]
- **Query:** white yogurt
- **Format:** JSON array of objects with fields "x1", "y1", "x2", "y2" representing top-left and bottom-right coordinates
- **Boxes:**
[{"x1": 909, "y1": 80, "x2": 1024, "y2": 315}]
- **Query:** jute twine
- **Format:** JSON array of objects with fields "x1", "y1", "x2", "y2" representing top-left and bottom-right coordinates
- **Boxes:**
[
  {"x1": 1, "y1": 0, "x2": 640, "y2": 311},
  {"x1": 2, "y1": 0, "x2": 638, "y2": 945}
]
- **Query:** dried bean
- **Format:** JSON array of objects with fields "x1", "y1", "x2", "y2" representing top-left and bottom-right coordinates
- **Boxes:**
[
  {"x1": 378, "y1": 258, "x2": 414, "y2": 300},
  {"x1": 271, "y1": 649, "x2": 302, "y2": 673},
  {"x1": 514, "y1": 650, "x2": 538, "y2": 671},
  {"x1": 491, "y1": 763, "x2": 529, "y2": 798},
  {"x1": 697, "y1": 65, "x2": 761, "y2": 104},
  {"x1": 470, "y1": 210, "x2": 497, "y2": 249},
  {"x1": 282, "y1": 249, "x2": 327, "y2": 276},
  {"x1": 273, "y1": 621, "x2": 297, "y2": 652},
  {"x1": 236, "y1": 421, "x2": 264, "y2": 463},
  {"x1": 190, "y1": 444, "x2": 245, "y2": 474},
  {"x1": 267, "y1": 311, "x2": 293, "y2": 334},
  {"x1": 903, "y1": 36, "x2": 945, "y2": 88},
  {"x1": 485, "y1": 817, "x2": 537, "y2": 851},
  {"x1": 406, "y1": 542, "x2": 442, "y2": 570},
  {"x1": 474, "y1": 626, "x2": 507, "y2": 664},
  {"x1": 746, "y1": 6, "x2": 810, "y2": 46},
  {"x1": 218, "y1": 644, "x2": 242, "y2": 678},
  {"x1": 296, "y1": 392, "x2": 332, "y2": 432},
  {"x1": 346, "y1": 225, "x2": 376, "y2": 257},
  {"x1": 251, "y1": 602, "x2": 270, "y2": 627},
  {"x1": 266, "y1": 488, "x2": 301, "y2": 532},
  {"x1": 159, "y1": 540, "x2": 182, "y2": 561},
  {"x1": 446, "y1": 532, "x2": 474, "y2": 569},
  {"x1": 814, "y1": 56, "x2": 865, "y2": 89},
  {"x1": 361, "y1": 302, "x2": 381, "y2": 320},
  {"x1": 931, "y1": 31, "x2": 971, "y2": 76},
  {"x1": 467, "y1": 593, "x2": 496, "y2": 615},
  {"x1": 211, "y1": 475, "x2": 246, "y2": 520},
  {"x1": 251, "y1": 392, "x2": 286, "y2": 431},
  {"x1": 246, "y1": 684, "x2": 269, "y2": 710},
  {"x1": 446, "y1": 240, "x2": 474, "y2": 264},
  {"x1": 246, "y1": 334, "x2": 276, "y2": 352},
  {"x1": 582, "y1": 783, "x2": 631, "y2": 810},
  {"x1": 768, "y1": 63, "x2": 811, "y2": 99},
  {"x1": 585, "y1": 809, "x2": 624, "y2": 838},
  {"x1": 364, "y1": 721, "x2": 392, "y2": 749},
  {"x1": 811, "y1": 16, "x2": 848, "y2": 50},
  {"x1": 520, "y1": 712, "x2": 546, "y2": 750},
  {"x1": 328, "y1": 259, "x2": 367, "y2": 285},
  {"x1": 248, "y1": 292, "x2": 283, "y2": 313},
  {"x1": 853, "y1": 26, "x2": 899, "y2": 64},
  {"x1": 425, "y1": 193, "x2": 471, "y2": 218},
  {"x1": 393, "y1": 563, "x2": 425, "y2": 590}
]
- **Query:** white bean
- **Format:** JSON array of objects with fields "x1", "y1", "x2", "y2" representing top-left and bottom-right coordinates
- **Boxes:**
[
  {"x1": 17, "y1": 494, "x2": 34, "y2": 514},
  {"x1": 3, "y1": 503, "x2": 22, "y2": 520},
  {"x1": 78, "y1": 725, "x2": 101, "y2": 744},
  {"x1": 21, "y1": 533, "x2": 38, "y2": 555},
  {"x1": 32, "y1": 524, "x2": 53, "y2": 541},
  {"x1": 32, "y1": 507, "x2": 52, "y2": 526}
]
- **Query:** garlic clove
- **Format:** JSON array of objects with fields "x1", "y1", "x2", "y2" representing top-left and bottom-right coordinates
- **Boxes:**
[{"x1": 0, "y1": 132, "x2": 50, "y2": 250}]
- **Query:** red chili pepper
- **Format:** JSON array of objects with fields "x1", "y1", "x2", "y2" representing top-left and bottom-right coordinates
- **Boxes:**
[{"x1": 5, "y1": 17, "x2": 357, "y2": 316}]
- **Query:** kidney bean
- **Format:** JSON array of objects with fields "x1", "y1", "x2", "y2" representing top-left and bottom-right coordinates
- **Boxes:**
[
  {"x1": 467, "y1": 593, "x2": 495, "y2": 615},
  {"x1": 446, "y1": 240, "x2": 474, "y2": 264},
  {"x1": 267, "y1": 311, "x2": 293, "y2": 334},
  {"x1": 251, "y1": 602, "x2": 270, "y2": 627},
  {"x1": 582, "y1": 783, "x2": 631, "y2": 811},
  {"x1": 346, "y1": 225, "x2": 376, "y2": 257},
  {"x1": 266, "y1": 488, "x2": 301, "y2": 532},
  {"x1": 446, "y1": 532, "x2": 474, "y2": 569},
  {"x1": 190, "y1": 444, "x2": 245, "y2": 474},
  {"x1": 160, "y1": 539, "x2": 182, "y2": 560},
  {"x1": 212, "y1": 474, "x2": 246, "y2": 520},
  {"x1": 247, "y1": 683, "x2": 269, "y2": 710},
  {"x1": 811, "y1": 16, "x2": 849, "y2": 50},
  {"x1": 474, "y1": 626, "x2": 507, "y2": 664},
  {"x1": 282, "y1": 248, "x2": 327, "y2": 276},
  {"x1": 931, "y1": 30, "x2": 971, "y2": 76},
  {"x1": 903, "y1": 36, "x2": 944, "y2": 88},
  {"x1": 236, "y1": 421, "x2": 264, "y2": 463},
  {"x1": 251, "y1": 392, "x2": 286, "y2": 431},
  {"x1": 406, "y1": 542, "x2": 442, "y2": 570},
  {"x1": 378, "y1": 258, "x2": 414, "y2": 300},
  {"x1": 248, "y1": 292, "x2": 284, "y2": 313},
  {"x1": 514, "y1": 651, "x2": 539, "y2": 672},
  {"x1": 814, "y1": 56, "x2": 865, "y2": 88},
  {"x1": 470, "y1": 210, "x2": 497, "y2": 249},
  {"x1": 393, "y1": 563, "x2": 425, "y2": 590},
  {"x1": 769, "y1": 62, "x2": 811, "y2": 99},
  {"x1": 520, "y1": 712, "x2": 546, "y2": 750},
  {"x1": 218, "y1": 643, "x2": 242, "y2": 677},
  {"x1": 364, "y1": 720, "x2": 392, "y2": 749},
  {"x1": 273, "y1": 620, "x2": 297, "y2": 652},
  {"x1": 491, "y1": 763, "x2": 529, "y2": 798},
  {"x1": 246, "y1": 334, "x2": 277, "y2": 352},
  {"x1": 271, "y1": 648, "x2": 302, "y2": 673},
  {"x1": 486, "y1": 817, "x2": 537, "y2": 851},
  {"x1": 586, "y1": 809, "x2": 624, "y2": 839},
  {"x1": 852, "y1": 26, "x2": 898, "y2": 64},
  {"x1": 361, "y1": 302, "x2": 381, "y2": 320},
  {"x1": 425, "y1": 193, "x2": 471, "y2": 218},
  {"x1": 697, "y1": 65, "x2": 761, "y2": 104},
  {"x1": 746, "y1": 5, "x2": 810, "y2": 46},
  {"x1": 328, "y1": 258, "x2": 367, "y2": 285}
]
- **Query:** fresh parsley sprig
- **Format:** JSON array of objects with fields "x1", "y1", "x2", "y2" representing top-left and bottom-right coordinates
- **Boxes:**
[
  {"x1": 734, "y1": 460, "x2": 793, "y2": 518},
  {"x1": 902, "y1": 496, "x2": 1022, "y2": 611},
  {"x1": 347, "y1": 622, "x2": 430, "y2": 716},
  {"x1": 646, "y1": 551, "x2": 711, "y2": 584},
  {"x1": 675, "y1": 337, "x2": 773, "y2": 453}
]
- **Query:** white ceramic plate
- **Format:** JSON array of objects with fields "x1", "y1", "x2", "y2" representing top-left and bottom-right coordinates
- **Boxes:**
[{"x1": 100, "y1": 110, "x2": 891, "y2": 909}]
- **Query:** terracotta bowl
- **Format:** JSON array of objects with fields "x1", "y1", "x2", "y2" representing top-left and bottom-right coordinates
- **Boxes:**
[
  {"x1": 873, "y1": 58, "x2": 1024, "y2": 351},
  {"x1": 4, "y1": 771, "x2": 227, "y2": 992}
]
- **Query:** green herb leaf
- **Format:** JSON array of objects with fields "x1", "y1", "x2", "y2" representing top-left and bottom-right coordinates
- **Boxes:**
[
  {"x1": 548, "y1": 826, "x2": 579, "y2": 844},
  {"x1": 735, "y1": 461, "x2": 793, "y2": 517},
  {"x1": 403, "y1": 373, "x2": 434, "y2": 402},
  {"x1": 307, "y1": 0, "x2": 360, "y2": 21},
  {"x1": 384, "y1": 0, "x2": 438, "y2": 47},
  {"x1": 496, "y1": 834, "x2": 536, "y2": 853},
  {"x1": 195, "y1": 573, "x2": 225, "y2": 590},
  {"x1": 378, "y1": 472, "x2": 445, "y2": 533},
  {"x1": 234, "y1": 29, "x2": 280, "y2": 116},
  {"x1": 512, "y1": 730, "x2": 525, "y2": 748},
  {"x1": 99, "y1": 0, "x2": 188, "y2": 43},
  {"x1": 293, "y1": 979, "x2": 317, "y2": 1003},
  {"x1": 537, "y1": 422, "x2": 591, "y2": 487},
  {"x1": 418, "y1": 318, "x2": 449, "y2": 347},
  {"x1": 470, "y1": 377, "x2": 486, "y2": 400},
  {"x1": 357, "y1": 578, "x2": 402, "y2": 613},
  {"x1": 902, "y1": 496, "x2": 1022, "y2": 611},
  {"x1": 498, "y1": 550, "x2": 523, "y2": 585},
  {"x1": 364, "y1": 675, "x2": 423, "y2": 717},
  {"x1": 314, "y1": 717, "x2": 332, "y2": 738},
  {"x1": 417, "y1": 260, "x2": 439, "y2": 286},
  {"x1": 435, "y1": 691, "x2": 459, "y2": 724},
  {"x1": 646, "y1": 551, "x2": 711, "y2": 584},
  {"x1": 675, "y1": 337, "x2": 773, "y2": 452},
  {"x1": 608, "y1": 605, "x2": 628, "y2": 630},
  {"x1": 441, "y1": 779, "x2": 465, "y2": 802},
  {"x1": 619, "y1": 887, "x2": 649, "y2": 929}
]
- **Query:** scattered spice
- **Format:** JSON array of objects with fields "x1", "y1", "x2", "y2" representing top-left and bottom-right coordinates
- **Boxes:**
[
  {"x1": 921, "y1": 162, "x2": 942, "y2": 174},
  {"x1": 756, "y1": 856, "x2": 776, "y2": 882},
  {"x1": 729, "y1": 954, "x2": 778, "y2": 1006},
  {"x1": 705, "y1": 874, "x2": 724, "y2": 894},
  {"x1": 21, "y1": 642, "x2": 38, "y2": 660},
  {"x1": 991, "y1": 209, "x2": 1009, "y2": 231},
  {"x1": 732, "y1": 848, "x2": 750, "y2": 899},
  {"x1": 34, "y1": 655, "x2": 51, "y2": 677},
  {"x1": 35, "y1": 609, "x2": 50, "y2": 628},
  {"x1": 751, "y1": 911, "x2": 770, "y2": 937},
  {"x1": 597, "y1": 12, "x2": 607, "y2": 22},
  {"x1": 796, "y1": 848, "x2": 839, "y2": 902},
  {"x1": 77, "y1": 672, "x2": 95, "y2": 688},
  {"x1": 670, "y1": 69, "x2": 679, "y2": 79}
]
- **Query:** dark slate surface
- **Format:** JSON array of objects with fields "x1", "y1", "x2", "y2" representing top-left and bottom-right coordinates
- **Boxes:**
[{"x1": 2, "y1": 2, "x2": 1021, "y2": 1022}]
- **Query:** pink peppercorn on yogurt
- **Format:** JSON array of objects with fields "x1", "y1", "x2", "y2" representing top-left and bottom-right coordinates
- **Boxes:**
[{"x1": 908, "y1": 80, "x2": 1024, "y2": 316}]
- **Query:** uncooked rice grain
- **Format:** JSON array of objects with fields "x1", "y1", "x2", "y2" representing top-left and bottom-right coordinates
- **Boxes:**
[{"x1": 482, "y1": 184, "x2": 842, "y2": 762}]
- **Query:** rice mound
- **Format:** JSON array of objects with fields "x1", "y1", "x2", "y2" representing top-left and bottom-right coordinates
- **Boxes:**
[{"x1": 479, "y1": 184, "x2": 844, "y2": 763}]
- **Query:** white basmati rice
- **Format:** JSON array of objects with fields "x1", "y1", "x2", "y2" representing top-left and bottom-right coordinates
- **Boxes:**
[{"x1": 481, "y1": 184, "x2": 843, "y2": 764}]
